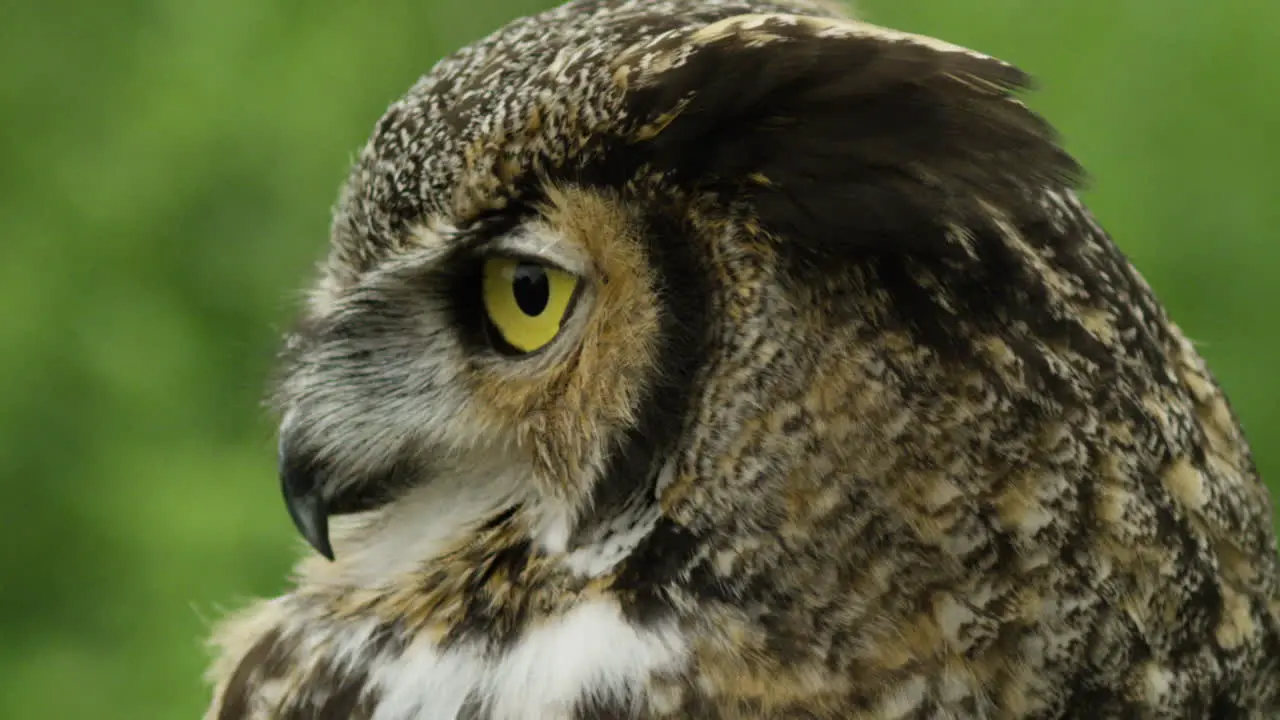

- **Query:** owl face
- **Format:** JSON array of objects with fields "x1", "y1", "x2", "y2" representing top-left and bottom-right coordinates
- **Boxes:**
[{"x1": 275, "y1": 186, "x2": 695, "y2": 562}]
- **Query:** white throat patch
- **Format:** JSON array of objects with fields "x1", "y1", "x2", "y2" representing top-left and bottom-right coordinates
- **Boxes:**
[{"x1": 370, "y1": 599, "x2": 687, "y2": 719}]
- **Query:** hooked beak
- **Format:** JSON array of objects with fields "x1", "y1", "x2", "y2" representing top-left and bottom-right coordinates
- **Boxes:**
[
  {"x1": 279, "y1": 438, "x2": 335, "y2": 561},
  {"x1": 278, "y1": 426, "x2": 410, "y2": 561}
]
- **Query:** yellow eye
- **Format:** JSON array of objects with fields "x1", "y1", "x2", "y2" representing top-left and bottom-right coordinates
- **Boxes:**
[{"x1": 480, "y1": 257, "x2": 580, "y2": 354}]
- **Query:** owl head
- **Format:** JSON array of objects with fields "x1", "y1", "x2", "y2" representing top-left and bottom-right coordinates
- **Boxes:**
[{"x1": 274, "y1": 0, "x2": 1082, "y2": 570}]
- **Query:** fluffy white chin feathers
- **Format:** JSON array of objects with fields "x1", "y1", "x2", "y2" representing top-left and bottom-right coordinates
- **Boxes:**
[
  {"x1": 307, "y1": 462, "x2": 528, "y2": 589},
  {"x1": 308, "y1": 458, "x2": 668, "y2": 589}
]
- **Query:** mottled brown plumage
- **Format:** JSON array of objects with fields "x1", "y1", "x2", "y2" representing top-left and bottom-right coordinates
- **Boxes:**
[{"x1": 206, "y1": 1, "x2": 1280, "y2": 718}]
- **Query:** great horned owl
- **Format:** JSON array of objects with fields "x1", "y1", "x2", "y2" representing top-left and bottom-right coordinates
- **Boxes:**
[{"x1": 204, "y1": 1, "x2": 1280, "y2": 717}]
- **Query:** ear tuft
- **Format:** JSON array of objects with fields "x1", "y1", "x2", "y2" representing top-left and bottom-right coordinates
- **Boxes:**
[{"x1": 616, "y1": 15, "x2": 1083, "y2": 257}]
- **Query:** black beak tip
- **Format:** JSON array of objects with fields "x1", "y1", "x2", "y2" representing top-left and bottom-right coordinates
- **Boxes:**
[{"x1": 284, "y1": 487, "x2": 335, "y2": 561}]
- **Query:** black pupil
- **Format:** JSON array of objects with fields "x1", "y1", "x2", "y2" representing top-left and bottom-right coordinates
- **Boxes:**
[{"x1": 512, "y1": 263, "x2": 550, "y2": 317}]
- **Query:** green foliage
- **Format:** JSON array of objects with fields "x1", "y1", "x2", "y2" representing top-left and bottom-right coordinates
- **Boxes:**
[{"x1": 1, "y1": 1, "x2": 1274, "y2": 716}]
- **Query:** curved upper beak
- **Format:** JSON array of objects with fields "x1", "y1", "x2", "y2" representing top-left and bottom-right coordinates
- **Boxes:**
[
  {"x1": 279, "y1": 438, "x2": 335, "y2": 561},
  {"x1": 277, "y1": 424, "x2": 410, "y2": 561}
]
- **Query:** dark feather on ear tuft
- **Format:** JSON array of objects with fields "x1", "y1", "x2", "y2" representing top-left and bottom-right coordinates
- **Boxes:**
[{"x1": 623, "y1": 17, "x2": 1084, "y2": 263}]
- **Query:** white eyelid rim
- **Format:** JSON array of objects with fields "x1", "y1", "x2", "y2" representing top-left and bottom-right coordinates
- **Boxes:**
[{"x1": 488, "y1": 225, "x2": 591, "y2": 279}]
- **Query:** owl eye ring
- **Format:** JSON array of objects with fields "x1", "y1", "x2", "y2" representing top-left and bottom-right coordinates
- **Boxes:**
[{"x1": 479, "y1": 256, "x2": 581, "y2": 355}]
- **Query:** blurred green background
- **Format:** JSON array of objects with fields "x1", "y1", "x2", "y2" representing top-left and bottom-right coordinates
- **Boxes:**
[{"x1": 1, "y1": 0, "x2": 1276, "y2": 716}]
